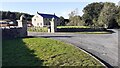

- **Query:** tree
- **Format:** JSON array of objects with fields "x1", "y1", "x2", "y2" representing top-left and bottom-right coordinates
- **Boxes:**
[
  {"x1": 5, "y1": 11, "x2": 11, "y2": 19},
  {"x1": 59, "y1": 16, "x2": 65, "y2": 26},
  {"x1": 82, "y1": 2, "x2": 104, "y2": 26},
  {"x1": 64, "y1": 19, "x2": 69, "y2": 25},
  {"x1": 15, "y1": 12, "x2": 22, "y2": 20},
  {"x1": 108, "y1": 18, "x2": 119, "y2": 29},
  {"x1": 84, "y1": 19, "x2": 93, "y2": 26},
  {"x1": 67, "y1": 15, "x2": 83, "y2": 26},
  {"x1": 9, "y1": 12, "x2": 16, "y2": 20},
  {"x1": 0, "y1": 11, "x2": 33, "y2": 21},
  {"x1": 68, "y1": 8, "x2": 84, "y2": 26},
  {"x1": 116, "y1": 6, "x2": 120, "y2": 26},
  {"x1": 68, "y1": 8, "x2": 78, "y2": 18},
  {"x1": 97, "y1": 2, "x2": 118, "y2": 28}
]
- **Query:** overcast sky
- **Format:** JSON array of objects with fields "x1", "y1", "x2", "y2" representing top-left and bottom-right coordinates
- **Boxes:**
[{"x1": 0, "y1": 0, "x2": 119, "y2": 19}]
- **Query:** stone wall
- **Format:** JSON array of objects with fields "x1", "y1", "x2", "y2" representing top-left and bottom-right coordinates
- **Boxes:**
[
  {"x1": 2, "y1": 14, "x2": 28, "y2": 40},
  {"x1": 2, "y1": 27, "x2": 27, "y2": 40}
]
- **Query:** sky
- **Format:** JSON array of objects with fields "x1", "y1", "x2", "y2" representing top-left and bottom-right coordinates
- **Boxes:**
[{"x1": 0, "y1": 0, "x2": 119, "y2": 19}]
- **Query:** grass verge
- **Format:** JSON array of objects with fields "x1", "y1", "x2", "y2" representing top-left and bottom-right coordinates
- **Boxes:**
[
  {"x1": 75, "y1": 31, "x2": 112, "y2": 34},
  {"x1": 3, "y1": 38, "x2": 103, "y2": 66},
  {"x1": 57, "y1": 26, "x2": 90, "y2": 28}
]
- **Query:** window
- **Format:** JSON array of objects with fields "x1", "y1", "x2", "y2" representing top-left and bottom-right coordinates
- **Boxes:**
[
  {"x1": 34, "y1": 19, "x2": 36, "y2": 21},
  {"x1": 40, "y1": 23, "x2": 42, "y2": 25},
  {"x1": 48, "y1": 18, "x2": 50, "y2": 21},
  {"x1": 44, "y1": 18, "x2": 47, "y2": 20},
  {"x1": 37, "y1": 23, "x2": 39, "y2": 26}
]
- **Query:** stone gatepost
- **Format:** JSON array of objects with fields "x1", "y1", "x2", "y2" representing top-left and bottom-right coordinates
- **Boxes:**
[
  {"x1": 17, "y1": 15, "x2": 27, "y2": 37},
  {"x1": 47, "y1": 26, "x2": 51, "y2": 33},
  {"x1": 50, "y1": 17, "x2": 57, "y2": 33}
]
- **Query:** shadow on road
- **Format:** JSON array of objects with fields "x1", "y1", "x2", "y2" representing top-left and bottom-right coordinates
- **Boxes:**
[{"x1": 37, "y1": 36, "x2": 73, "y2": 38}]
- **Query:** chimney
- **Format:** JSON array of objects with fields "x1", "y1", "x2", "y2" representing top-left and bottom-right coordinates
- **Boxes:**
[
  {"x1": 37, "y1": 11, "x2": 39, "y2": 14},
  {"x1": 118, "y1": 1, "x2": 120, "y2": 6},
  {"x1": 54, "y1": 13, "x2": 55, "y2": 16}
]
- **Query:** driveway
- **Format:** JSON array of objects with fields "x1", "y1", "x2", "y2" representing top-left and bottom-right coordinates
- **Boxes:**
[{"x1": 28, "y1": 29, "x2": 119, "y2": 67}]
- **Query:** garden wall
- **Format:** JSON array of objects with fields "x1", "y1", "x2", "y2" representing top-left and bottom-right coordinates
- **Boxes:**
[
  {"x1": 2, "y1": 27, "x2": 27, "y2": 40},
  {"x1": 57, "y1": 28, "x2": 107, "y2": 32}
]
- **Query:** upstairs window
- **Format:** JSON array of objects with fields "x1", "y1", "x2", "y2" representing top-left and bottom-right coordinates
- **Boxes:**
[
  {"x1": 34, "y1": 19, "x2": 36, "y2": 21},
  {"x1": 37, "y1": 23, "x2": 39, "y2": 26},
  {"x1": 40, "y1": 23, "x2": 42, "y2": 26}
]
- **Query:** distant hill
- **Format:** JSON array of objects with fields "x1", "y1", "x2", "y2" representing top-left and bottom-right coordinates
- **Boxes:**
[{"x1": 0, "y1": 11, "x2": 34, "y2": 21}]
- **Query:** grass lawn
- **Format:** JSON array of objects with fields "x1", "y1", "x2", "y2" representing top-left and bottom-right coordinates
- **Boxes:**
[
  {"x1": 3, "y1": 38, "x2": 103, "y2": 66},
  {"x1": 57, "y1": 26, "x2": 90, "y2": 28}
]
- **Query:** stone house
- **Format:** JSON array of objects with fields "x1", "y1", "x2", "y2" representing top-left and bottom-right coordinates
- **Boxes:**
[{"x1": 32, "y1": 12, "x2": 60, "y2": 27}]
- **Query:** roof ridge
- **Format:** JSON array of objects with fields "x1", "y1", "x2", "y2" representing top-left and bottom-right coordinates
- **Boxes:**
[
  {"x1": 37, "y1": 12, "x2": 59, "y2": 19},
  {"x1": 37, "y1": 12, "x2": 55, "y2": 16}
]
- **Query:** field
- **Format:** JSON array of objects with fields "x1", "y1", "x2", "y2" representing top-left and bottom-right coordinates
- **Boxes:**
[{"x1": 3, "y1": 38, "x2": 103, "y2": 66}]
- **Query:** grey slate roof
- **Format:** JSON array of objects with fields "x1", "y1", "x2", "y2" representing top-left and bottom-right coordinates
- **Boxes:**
[{"x1": 37, "y1": 12, "x2": 59, "y2": 19}]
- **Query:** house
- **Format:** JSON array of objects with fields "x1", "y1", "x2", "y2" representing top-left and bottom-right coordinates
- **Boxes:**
[{"x1": 32, "y1": 12, "x2": 60, "y2": 27}]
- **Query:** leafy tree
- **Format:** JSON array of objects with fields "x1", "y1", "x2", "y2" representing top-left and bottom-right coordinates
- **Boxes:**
[
  {"x1": 97, "y1": 2, "x2": 118, "y2": 28},
  {"x1": 15, "y1": 12, "x2": 21, "y2": 20},
  {"x1": 59, "y1": 16, "x2": 65, "y2": 26},
  {"x1": 68, "y1": 8, "x2": 78, "y2": 18},
  {"x1": 108, "y1": 18, "x2": 119, "y2": 29},
  {"x1": 1, "y1": 11, "x2": 33, "y2": 21},
  {"x1": 82, "y1": 2, "x2": 104, "y2": 26},
  {"x1": 116, "y1": 6, "x2": 120, "y2": 26},
  {"x1": 5, "y1": 11, "x2": 11, "y2": 19},
  {"x1": 68, "y1": 16, "x2": 83, "y2": 26},
  {"x1": 68, "y1": 8, "x2": 83, "y2": 26},
  {"x1": 64, "y1": 19, "x2": 69, "y2": 25},
  {"x1": 9, "y1": 12, "x2": 16, "y2": 20},
  {"x1": 84, "y1": 19, "x2": 93, "y2": 26}
]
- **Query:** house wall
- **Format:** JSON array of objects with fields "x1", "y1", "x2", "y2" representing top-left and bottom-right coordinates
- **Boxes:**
[
  {"x1": 43, "y1": 18, "x2": 51, "y2": 27},
  {"x1": 43, "y1": 18, "x2": 60, "y2": 27},
  {"x1": 32, "y1": 14, "x2": 43, "y2": 27},
  {"x1": 56, "y1": 19, "x2": 61, "y2": 26}
]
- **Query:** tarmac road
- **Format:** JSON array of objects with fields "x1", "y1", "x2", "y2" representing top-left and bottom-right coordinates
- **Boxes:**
[{"x1": 28, "y1": 29, "x2": 119, "y2": 67}]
